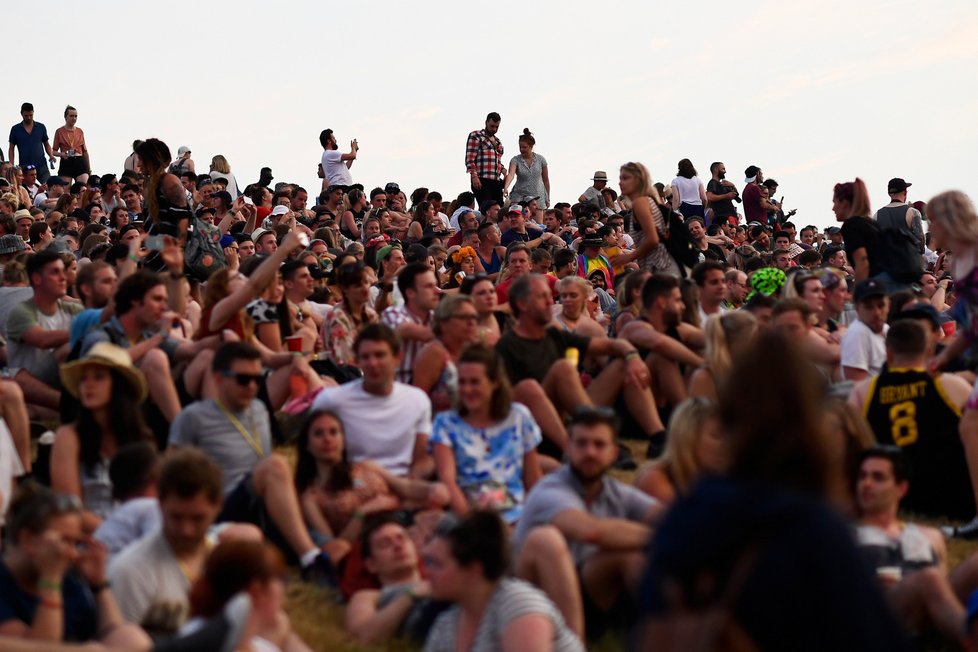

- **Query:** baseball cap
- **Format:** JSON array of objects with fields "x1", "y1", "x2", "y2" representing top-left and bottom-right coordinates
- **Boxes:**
[
  {"x1": 887, "y1": 178, "x2": 912, "y2": 193},
  {"x1": 177, "y1": 145, "x2": 191, "y2": 156},
  {"x1": 251, "y1": 228, "x2": 272, "y2": 243},
  {"x1": 507, "y1": 204, "x2": 525, "y2": 215},
  {"x1": 270, "y1": 205, "x2": 289, "y2": 217},
  {"x1": 826, "y1": 226, "x2": 842, "y2": 235},
  {"x1": 384, "y1": 182, "x2": 400, "y2": 194},
  {"x1": 853, "y1": 279, "x2": 887, "y2": 303},
  {"x1": 405, "y1": 243, "x2": 430, "y2": 264},
  {"x1": 212, "y1": 190, "x2": 233, "y2": 205}
]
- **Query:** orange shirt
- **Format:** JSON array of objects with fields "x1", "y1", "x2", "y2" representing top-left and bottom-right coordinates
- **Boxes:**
[{"x1": 53, "y1": 127, "x2": 87, "y2": 156}]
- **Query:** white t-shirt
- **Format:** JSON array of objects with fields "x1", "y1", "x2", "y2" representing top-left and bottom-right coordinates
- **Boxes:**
[
  {"x1": 840, "y1": 319, "x2": 888, "y2": 375},
  {"x1": 108, "y1": 529, "x2": 191, "y2": 625},
  {"x1": 310, "y1": 380, "x2": 431, "y2": 476},
  {"x1": 95, "y1": 497, "x2": 162, "y2": 555},
  {"x1": 671, "y1": 176, "x2": 704, "y2": 206},
  {"x1": 321, "y1": 149, "x2": 353, "y2": 187}
]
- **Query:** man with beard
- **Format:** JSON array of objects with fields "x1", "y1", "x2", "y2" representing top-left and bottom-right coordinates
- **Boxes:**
[
  {"x1": 513, "y1": 407, "x2": 659, "y2": 639},
  {"x1": 464, "y1": 112, "x2": 505, "y2": 211},
  {"x1": 320, "y1": 128, "x2": 357, "y2": 189},
  {"x1": 742, "y1": 165, "x2": 777, "y2": 225},
  {"x1": 705, "y1": 162, "x2": 739, "y2": 224},
  {"x1": 723, "y1": 268, "x2": 749, "y2": 309}
]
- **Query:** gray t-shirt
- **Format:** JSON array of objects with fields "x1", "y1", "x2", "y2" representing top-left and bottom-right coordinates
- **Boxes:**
[
  {"x1": 107, "y1": 529, "x2": 190, "y2": 626},
  {"x1": 513, "y1": 465, "x2": 656, "y2": 566},
  {"x1": 168, "y1": 398, "x2": 272, "y2": 494},
  {"x1": 424, "y1": 579, "x2": 582, "y2": 652},
  {"x1": 5, "y1": 298, "x2": 82, "y2": 384}
]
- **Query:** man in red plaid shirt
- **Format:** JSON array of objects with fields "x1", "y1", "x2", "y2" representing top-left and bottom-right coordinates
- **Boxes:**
[{"x1": 465, "y1": 111, "x2": 504, "y2": 211}]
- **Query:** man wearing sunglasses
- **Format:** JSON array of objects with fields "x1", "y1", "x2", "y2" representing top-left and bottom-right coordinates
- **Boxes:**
[{"x1": 170, "y1": 342, "x2": 345, "y2": 583}]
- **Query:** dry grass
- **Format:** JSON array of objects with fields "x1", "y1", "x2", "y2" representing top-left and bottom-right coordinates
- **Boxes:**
[{"x1": 280, "y1": 441, "x2": 978, "y2": 651}]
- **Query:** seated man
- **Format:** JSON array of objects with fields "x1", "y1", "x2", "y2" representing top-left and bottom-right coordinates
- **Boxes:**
[
  {"x1": 841, "y1": 279, "x2": 890, "y2": 381},
  {"x1": 855, "y1": 447, "x2": 968, "y2": 647},
  {"x1": 380, "y1": 262, "x2": 437, "y2": 385},
  {"x1": 496, "y1": 244, "x2": 557, "y2": 307},
  {"x1": 169, "y1": 342, "x2": 345, "y2": 580},
  {"x1": 108, "y1": 449, "x2": 225, "y2": 631},
  {"x1": 345, "y1": 513, "x2": 448, "y2": 646},
  {"x1": 497, "y1": 274, "x2": 663, "y2": 463},
  {"x1": 850, "y1": 319, "x2": 973, "y2": 521},
  {"x1": 311, "y1": 323, "x2": 433, "y2": 478},
  {"x1": 514, "y1": 407, "x2": 659, "y2": 639},
  {"x1": 5, "y1": 250, "x2": 82, "y2": 410},
  {"x1": 618, "y1": 273, "x2": 705, "y2": 439}
]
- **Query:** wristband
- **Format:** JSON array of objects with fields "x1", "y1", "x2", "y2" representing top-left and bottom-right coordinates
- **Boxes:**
[
  {"x1": 624, "y1": 350, "x2": 641, "y2": 361},
  {"x1": 39, "y1": 597, "x2": 62, "y2": 609},
  {"x1": 89, "y1": 581, "x2": 110, "y2": 594},
  {"x1": 127, "y1": 254, "x2": 139, "y2": 262},
  {"x1": 38, "y1": 579, "x2": 62, "y2": 591}
]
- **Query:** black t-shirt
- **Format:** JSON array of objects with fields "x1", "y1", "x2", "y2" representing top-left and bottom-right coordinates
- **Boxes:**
[
  {"x1": 496, "y1": 327, "x2": 591, "y2": 384},
  {"x1": 840, "y1": 217, "x2": 883, "y2": 278},
  {"x1": 706, "y1": 179, "x2": 736, "y2": 218},
  {"x1": 0, "y1": 562, "x2": 97, "y2": 642}
]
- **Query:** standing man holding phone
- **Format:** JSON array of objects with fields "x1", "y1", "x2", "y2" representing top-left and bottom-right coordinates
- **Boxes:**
[
  {"x1": 465, "y1": 112, "x2": 505, "y2": 211},
  {"x1": 320, "y1": 128, "x2": 357, "y2": 190}
]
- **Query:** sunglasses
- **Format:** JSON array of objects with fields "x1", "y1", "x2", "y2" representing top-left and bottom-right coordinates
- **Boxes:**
[
  {"x1": 24, "y1": 164, "x2": 36, "y2": 171},
  {"x1": 220, "y1": 370, "x2": 262, "y2": 387}
]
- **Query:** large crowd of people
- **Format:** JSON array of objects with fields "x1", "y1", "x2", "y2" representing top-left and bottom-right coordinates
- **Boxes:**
[{"x1": 2, "y1": 101, "x2": 978, "y2": 649}]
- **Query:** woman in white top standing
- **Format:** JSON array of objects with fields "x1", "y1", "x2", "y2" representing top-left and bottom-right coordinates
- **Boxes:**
[
  {"x1": 670, "y1": 158, "x2": 708, "y2": 220},
  {"x1": 209, "y1": 154, "x2": 241, "y2": 199},
  {"x1": 503, "y1": 129, "x2": 550, "y2": 210}
]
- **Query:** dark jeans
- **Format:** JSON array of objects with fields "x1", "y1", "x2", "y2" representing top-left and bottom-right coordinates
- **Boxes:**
[{"x1": 473, "y1": 177, "x2": 504, "y2": 212}]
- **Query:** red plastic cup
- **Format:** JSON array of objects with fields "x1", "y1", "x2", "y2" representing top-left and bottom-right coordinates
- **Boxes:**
[
  {"x1": 942, "y1": 321, "x2": 957, "y2": 338},
  {"x1": 285, "y1": 335, "x2": 304, "y2": 353}
]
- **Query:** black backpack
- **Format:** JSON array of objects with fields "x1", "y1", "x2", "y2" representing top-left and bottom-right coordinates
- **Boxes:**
[{"x1": 878, "y1": 224, "x2": 923, "y2": 284}]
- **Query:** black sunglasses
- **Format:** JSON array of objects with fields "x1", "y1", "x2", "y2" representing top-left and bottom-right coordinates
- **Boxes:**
[{"x1": 220, "y1": 370, "x2": 262, "y2": 387}]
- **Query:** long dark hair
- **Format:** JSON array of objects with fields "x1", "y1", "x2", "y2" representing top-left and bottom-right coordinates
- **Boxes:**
[
  {"x1": 456, "y1": 344, "x2": 512, "y2": 421},
  {"x1": 677, "y1": 158, "x2": 697, "y2": 179},
  {"x1": 294, "y1": 409, "x2": 353, "y2": 494},
  {"x1": 135, "y1": 138, "x2": 172, "y2": 223},
  {"x1": 76, "y1": 368, "x2": 153, "y2": 472}
]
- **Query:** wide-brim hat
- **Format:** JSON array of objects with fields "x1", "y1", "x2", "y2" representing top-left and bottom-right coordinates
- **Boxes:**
[
  {"x1": 592, "y1": 171, "x2": 608, "y2": 182},
  {"x1": 60, "y1": 342, "x2": 148, "y2": 403},
  {"x1": 0, "y1": 234, "x2": 27, "y2": 255}
]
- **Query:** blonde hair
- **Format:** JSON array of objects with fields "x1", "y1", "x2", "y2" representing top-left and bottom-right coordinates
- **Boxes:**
[
  {"x1": 928, "y1": 190, "x2": 978, "y2": 244},
  {"x1": 659, "y1": 397, "x2": 721, "y2": 493},
  {"x1": 555, "y1": 275, "x2": 591, "y2": 295},
  {"x1": 619, "y1": 162, "x2": 663, "y2": 204},
  {"x1": 210, "y1": 155, "x2": 231, "y2": 174},
  {"x1": 704, "y1": 311, "x2": 757, "y2": 381}
]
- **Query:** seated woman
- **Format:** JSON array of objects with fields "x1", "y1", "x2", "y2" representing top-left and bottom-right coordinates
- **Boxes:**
[
  {"x1": 430, "y1": 344, "x2": 543, "y2": 523},
  {"x1": 613, "y1": 270, "x2": 651, "y2": 336},
  {"x1": 186, "y1": 541, "x2": 311, "y2": 652},
  {"x1": 687, "y1": 311, "x2": 757, "y2": 401},
  {"x1": 635, "y1": 397, "x2": 725, "y2": 505},
  {"x1": 459, "y1": 274, "x2": 506, "y2": 346},
  {"x1": 0, "y1": 483, "x2": 150, "y2": 646},
  {"x1": 423, "y1": 511, "x2": 583, "y2": 652},
  {"x1": 293, "y1": 410, "x2": 449, "y2": 563},
  {"x1": 414, "y1": 295, "x2": 480, "y2": 413},
  {"x1": 195, "y1": 231, "x2": 327, "y2": 409},
  {"x1": 50, "y1": 343, "x2": 154, "y2": 527},
  {"x1": 321, "y1": 263, "x2": 378, "y2": 367},
  {"x1": 443, "y1": 246, "x2": 479, "y2": 289}
]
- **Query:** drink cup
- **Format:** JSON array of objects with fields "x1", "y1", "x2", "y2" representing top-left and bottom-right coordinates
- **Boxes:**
[{"x1": 286, "y1": 335, "x2": 304, "y2": 353}]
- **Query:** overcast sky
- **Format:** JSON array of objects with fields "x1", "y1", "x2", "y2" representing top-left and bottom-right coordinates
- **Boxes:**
[{"x1": 7, "y1": 0, "x2": 976, "y2": 229}]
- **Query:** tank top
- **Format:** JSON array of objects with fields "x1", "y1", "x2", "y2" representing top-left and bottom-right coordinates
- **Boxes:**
[
  {"x1": 478, "y1": 248, "x2": 502, "y2": 274},
  {"x1": 856, "y1": 522, "x2": 937, "y2": 576},
  {"x1": 863, "y1": 367, "x2": 970, "y2": 518}
]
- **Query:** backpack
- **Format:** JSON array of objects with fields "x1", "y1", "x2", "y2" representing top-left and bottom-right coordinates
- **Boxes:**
[
  {"x1": 878, "y1": 224, "x2": 923, "y2": 284},
  {"x1": 184, "y1": 217, "x2": 227, "y2": 281}
]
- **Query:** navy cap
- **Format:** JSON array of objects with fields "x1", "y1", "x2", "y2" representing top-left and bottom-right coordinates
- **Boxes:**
[{"x1": 853, "y1": 279, "x2": 887, "y2": 303}]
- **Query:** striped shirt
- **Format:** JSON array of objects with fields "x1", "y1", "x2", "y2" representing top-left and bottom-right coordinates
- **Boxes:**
[
  {"x1": 380, "y1": 305, "x2": 432, "y2": 384},
  {"x1": 465, "y1": 129, "x2": 504, "y2": 180}
]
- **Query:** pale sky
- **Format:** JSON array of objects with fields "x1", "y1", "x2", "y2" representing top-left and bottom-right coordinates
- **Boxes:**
[{"x1": 7, "y1": 0, "x2": 977, "y2": 229}]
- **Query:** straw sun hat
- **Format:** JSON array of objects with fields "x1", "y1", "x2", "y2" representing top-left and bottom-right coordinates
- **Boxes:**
[{"x1": 60, "y1": 342, "x2": 148, "y2": 403}]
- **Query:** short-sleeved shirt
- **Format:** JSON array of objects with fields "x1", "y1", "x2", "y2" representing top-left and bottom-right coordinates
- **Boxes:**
[
  {"x1": 5, "y1": 298, "x2": 83, "y2": 385},
  {"x1": 706, "y1": 179, "x2": 737, "y2": 218},
  {"x1": 321, "y1": 149, "x2": 353, "y2": 187},
  {"x1": 514, "y1": 465, "x2": 656, "y2": 566},
  {"x1": 500, "y1": 226, "x2": 544, "y2": 247},
  {"x1": 742, "y1": 183, "x2": 766, "y2": 223},
  {"x1": 0, "y1": 561, "x2": 97, "y2": 642},
  {"x1": 840, "y1": 217, "x2": 884, "y2": 279},
  {"x1": 107, "y1": 529, "x2": 190, "y2": 626},
  {"x1": 94, "y1": 496, "x2": 162, "y2": 555},
  {"x1": 80, "y1": 315, "x2": 181, "y2": 363},
  {"x1": 424, "y1": 579, "x2": 583, "y2": 652},
  {"x1": 496, "y1": 327, "x2": 590, "y2": 385},
  {"x1": 840, "y1": 319, "x2": 888, "y2": 376},
  {"x1": 311, "y1": 380, "x2": 431, "y2": 476},
  {"x1": 430, "y1": 404, "x2": 541, "y2": 523},
  {"x1": 380, "y1": 305, "x2": 431, "y2": 384},
  {"x1": 580, "y1": 186, "x2": 604, "y2": 209},
  {"x1": 8, "y1": 121, "x2": 49, "y2": 168},
  {"x1": 168, "y1": 398, "x2": 272, "y2": 494}
]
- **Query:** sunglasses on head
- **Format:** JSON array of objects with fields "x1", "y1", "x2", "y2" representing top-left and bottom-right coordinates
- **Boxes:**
[
  {"x1": 220, "y1": 370, "x2": 262, "y2": 387},
  {"x1": 24, "y1": 164, "x2": 36, "y2": 171}
]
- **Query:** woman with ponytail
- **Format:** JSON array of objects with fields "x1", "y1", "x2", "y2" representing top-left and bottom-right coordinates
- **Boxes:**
[
  {"x1": 135, "y1": 139, "x2": 193, "y2": 244},
  {"x1": 503, "y1": 128, "x2": 550, "y2": 209},
  {"x1": 612, "y1": 161, "x2": 681, "y2": 275},
  {"x1": 833, "y1": 178, "x2": 878, "y2": 282}
]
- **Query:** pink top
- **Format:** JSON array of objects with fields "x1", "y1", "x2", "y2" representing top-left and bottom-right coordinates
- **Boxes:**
[{"x1": 53, "y1": 127, "x2": 87, "y2": 156}]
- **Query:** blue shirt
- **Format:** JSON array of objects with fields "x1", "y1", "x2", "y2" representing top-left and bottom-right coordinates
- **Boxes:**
[
  {"x1": 500, "y1": 226, "x2": 543, "y2": 247},
  {"x1": 0, "y1": 561, "x2": 97, "y2": 642},
  {"x1": 8, "y1": 121, "x2": 49, "y2": 168}
]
